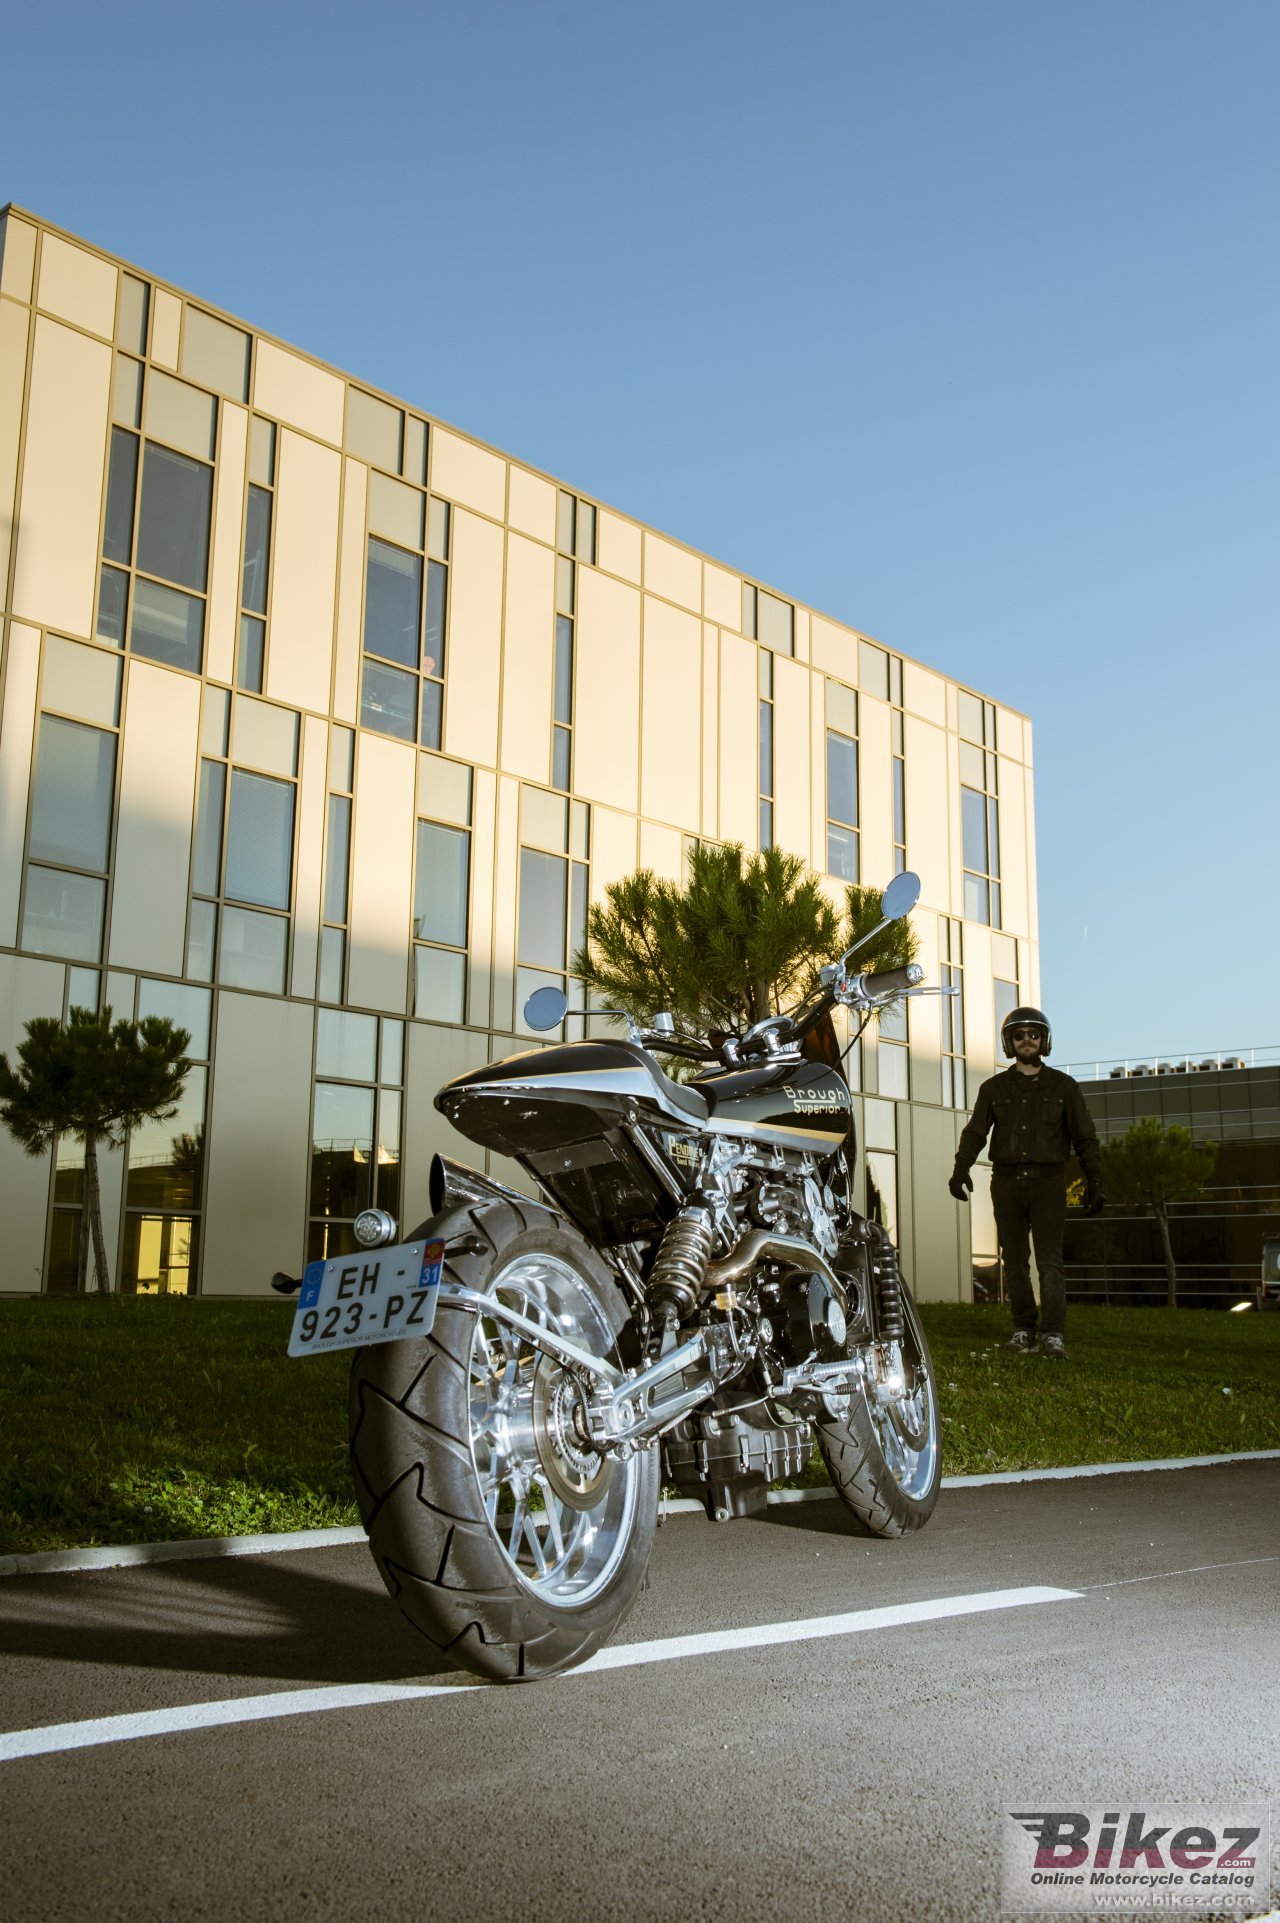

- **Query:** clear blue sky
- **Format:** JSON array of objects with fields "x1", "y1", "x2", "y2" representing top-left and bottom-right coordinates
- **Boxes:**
[{"x1": 6, "y1": 1, "x2": 1277, "y2": 1067}]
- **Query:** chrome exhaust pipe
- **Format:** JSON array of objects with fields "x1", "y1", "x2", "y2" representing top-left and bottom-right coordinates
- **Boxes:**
[{"x1": 704, "y1": 1229, "x2": 847, "y2": 1308}]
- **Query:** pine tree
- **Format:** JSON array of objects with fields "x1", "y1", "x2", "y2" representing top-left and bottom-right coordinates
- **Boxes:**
[{"x1": 1099, "y1": 1118, "x2": 1217, "y2": 1309}]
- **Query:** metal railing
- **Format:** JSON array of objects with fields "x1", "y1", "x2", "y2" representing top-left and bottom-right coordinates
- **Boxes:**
[{"x1": 1059, "y1": 1044, "x2": 1280, "y2": 1081}]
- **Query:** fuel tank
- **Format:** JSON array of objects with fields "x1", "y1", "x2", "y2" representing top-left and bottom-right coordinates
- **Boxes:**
[{"x1": 693, "y1": 1058, "x2": 852, "y2": 1151}]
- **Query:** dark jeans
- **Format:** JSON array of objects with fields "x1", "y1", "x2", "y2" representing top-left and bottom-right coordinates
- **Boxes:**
[{"x1": 991, "y1": 1165, "x2": 1067, "y2": 1337}]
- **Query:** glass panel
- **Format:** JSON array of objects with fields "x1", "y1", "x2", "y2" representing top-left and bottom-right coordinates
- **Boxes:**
[
  {"x1": 318, "y1": 925, "x2": 345, "y2": 1003},
  {"x1": 316, "y1": 1007, "x2": 378, "y2": 1082},
  {"x1": 551, "y1": 726, "x2": 571, "y2": 792},
  {"x1": 570, "y1": 861, "x2": 588, "y2": 963},
  {"x1": 827, "y1": 823, "x2": 858, "y2": 882},
  {"x1": 879, "y1": 997, "x2": 907, "y2": 1042},
  {"x1": 126, "y1": 1066, "x2": 206, "y2": 1210},
  {"x1": 758, "y1": 700, "x2": 773, "y2": 796},
  {"x1": 323, "y1": 795, "x2": 351, "y2": 924},
  {"x1": 963, "y1": 872, "x2": 989, "y2": 925},
  {"x1": 249, "y1": 417, "x2": 276, "y2": 486},
  {"x1": 419, "y1": 677, "x2": 442, "y2": 750},
  {"x1": 310, "y1": 1081, "x2": 374, "y2": 1218},
  {"x1": 878, "y1": 1043, "x2": 909, "y2": 1102},
  {"x1": 758, "y1": 591, "x2": 793, "y2": 655},
  {"x1": 46, "y1": 1210, "x2": 82, "y2": 1295},
  {"x1": 136, "y1": 443, "x2": 212, "y2": 591},
  {"x1": 241, "y1": 485, "x2": 272, "y2": 614},
  {"x1": 959, "y1": 740, "x2": 984, "y2": 790},
  {"x1": 112, "y1": 353, "x2": 143, "y2": 429},
  {"x1": 865, "y1": 1150, "x2": 898, "y2": 1240},
  {"x1": 994, "y1": 979, "x2": 1019, "y2": 1037},
  {"x1": 187, "y1": 899, "x2": 216, "y2": 981},
  {"x1": 380, "y1": 1019, "x2": 404, "y2": 1086},
  {"x1": 889, "y1": 656, "x2": 903, "y2": 707},
  {"x1": 236, "y1": 615, "x2": 265, "y2": 693},
  {"x1": 757, "y1": 649, "x2": 773, "y2": 698},
  {"x1": 858, "y1": 641, "x2": 889, "y2": 701},
  {"x1": 961, "y1": 786, "x2": 988, "y2": 875},
  {"x1": 364, "y1": 538, "x2": 422, "y2": 666},
  {"x1": 96, "y1": 565, "x2": 128, "y2": 646},
  {"x1": 424, "y1": 560, "x2": 447, "y2": 675},
  {"x1": 893, "y1": 847, "x2": 906, "y2": 877},
  {"x1": 200, "y1": 686, "x2": 229, "y2": 757},
  {"x1": 948, "y1": 968, "x2": 965, "y2": 1054},
  {"x1": 138, "y1": 979, "x2": 212, "y2": 1059},
  {"x1": 427, "y1": 497, "x2": 450, "y2": 561},
  {"x1": 345, "y1": 388, "x2": 402, "y2": 471},
  {"x1": 181, "y1": 309, "x2": 250, "y2": 404},
  {"x1": 361, "y1": 658, "x2": 417, "y2": 742},
  {"x1": 515, "y1": 966, "x2": 565, "y2": 1039},
  {"x1": 218, "y1": 905, "x2": 287, "y2": 993},
  {"x1": 893, "y1": 759, "x2": 905, "y2": 845},
  {"x1": 518, "y1": 848, "x2": 566, "y2": 969},
  {"x1": 577, "y1": 499, "x2": 596, "y2": 565},
  {"x1": 826, "y1": 730, "x2": 857, "y2": 827},
  {"x1": 987, "y1": 796, "x2": 1001, "y2": 878},
  {"x1": 122, "y1": 1215, "x2": 196, "y2": 1296},
  {"x1": 758, "y1": 797, "x2": 773, "y2": 849},
  {"x1": 117, "y1": 275, "x2": 149, "y2": 354},
  {"x1": 226, "y1": 770, "x2": 294, "y2": 910},
  {"x1": 741, "y1": 582, "x2": 757, "y2": 639},
  {"x1": 414, "y1": 944, "x2": 466, "y2": 1023},
  {"x1": 22, "y1": 867, "x2": 106, "y2": 962},
  {"x1": 990, "y1": 880, "x2": 1002, "y2": 930},
  {"x1": 144, "y1": 372, "x2": 216, "y2": 463},
  {"x1": 306, "y1": 1219, "x2": 360, "y2": 1263},
  {"x1": 193, "y1": 760, "x2": 226, "y2": 896},
  {"x1": 891, "y1": 708, "x2": 904, "y2": 755},
  {"x1": 556, "y1": 555, "x2": 575, "y2": 616},
  {"x1": 986, "y1": 749, "x2": 998, "y2": 793},
  {"x1": 68, "y1": 966, "x2": 99, "y2": 1013},
  {"x1": 557, "y1": 490, "x2": 575, "y2": 554},
  {"x1": 554, "y1": 615, "x2": 573, "y2": 723},
  {"x1": 403, "y1": 418, "x2": 427, "y2": 486},
  {"x1": 102, "y1": 428, "x2": 138, "y2": 564},
  {"x1": 957, "y1": 689, "x2": 985, "y2": 744},
  {"x1": 29, "y1": 716, "x2": 115, "y2": 872},
  {"x1": 328, "y1": 726, "x2": 354, "y2": 792},
  {"x1": 130, "y1": 578, "x2": 205, "y2": 674},
  {"x1": 375, "y1": 1088, "x2": 402, "y2": 1221},
  {"x1": 415, "y1": 821, "x2": 470, "y2": 947}
]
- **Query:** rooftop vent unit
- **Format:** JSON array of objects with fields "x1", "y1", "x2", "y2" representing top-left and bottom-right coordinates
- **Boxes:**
[
  {"x1": 1220, "y1": 1057, "x2": 1246, "y2": 1072},
  {"x1": 1130, "y1": 1064, "x2": 1152, "y2": 1077},
  {"x1": 1109, "y1": 1066, "x2": 1127, "y2": 1079}
]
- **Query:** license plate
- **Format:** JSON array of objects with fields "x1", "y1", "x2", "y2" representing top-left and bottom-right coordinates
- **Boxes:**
[{"x1": 287, "y1": 1238, "x2": 445, "y2": 1358}]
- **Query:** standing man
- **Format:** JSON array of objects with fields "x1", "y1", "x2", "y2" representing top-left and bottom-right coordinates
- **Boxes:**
[{"x1": 948, "y1": 1006, "x2": 1103, "y2": 1359}]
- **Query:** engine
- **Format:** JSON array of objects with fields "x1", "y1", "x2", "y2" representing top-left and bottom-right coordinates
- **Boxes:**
[{"x1": 661, "y1": 1394, "x2": 813, "y2": 1521}]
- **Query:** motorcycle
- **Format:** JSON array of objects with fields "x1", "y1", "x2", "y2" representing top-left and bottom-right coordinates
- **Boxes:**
[{"x1": 283, "y1": 870, "x2": 948, "y2": 1681}]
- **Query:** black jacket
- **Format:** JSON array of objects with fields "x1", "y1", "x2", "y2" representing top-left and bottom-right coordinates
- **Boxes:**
[{"x1": 955, "y1": 1064, "x2": 1101, "y2": 1182}]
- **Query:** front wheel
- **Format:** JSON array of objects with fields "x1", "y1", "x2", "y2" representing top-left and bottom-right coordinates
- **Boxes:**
[
  {"x1": 815, "y1": 1281, "x2": 941, "y2": 1536},
  {"x1": 348, "y1": 1198, "x2": 658, "y2": 1681}
]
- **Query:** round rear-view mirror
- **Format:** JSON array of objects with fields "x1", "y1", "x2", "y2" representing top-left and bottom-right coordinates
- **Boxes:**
[
  {"x1": 881, "y1": 870, "x2": 921, "y2": 921},
  {"x1": 524, "y1": 984, "x2": 568, "y2": 1032}
]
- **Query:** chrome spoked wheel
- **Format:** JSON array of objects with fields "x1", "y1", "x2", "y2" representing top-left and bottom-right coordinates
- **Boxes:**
[
  {"x1": 865, "y1": 1310, "x2": 939, "y2": 1503},
  {"x1": 816, "y1": 1281, "x2": 941, "y2": 1537},
  {"x1": 467, "y1": 1251, "x2": 644, "y2": 1608}
]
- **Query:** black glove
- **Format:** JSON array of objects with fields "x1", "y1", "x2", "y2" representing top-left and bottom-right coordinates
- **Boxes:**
[
  {"x1": 949, "y1": 1169, "x2": 973, "y2": 1203},
  {"x1": 1084, "y1": 1182, "x2": 1105, "y2": 1217}
]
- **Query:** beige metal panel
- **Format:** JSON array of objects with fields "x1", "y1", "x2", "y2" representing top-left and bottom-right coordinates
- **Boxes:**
[
  {"x1": 702, "y1": 562, "x2": 738, "y2": 628},
  {"x1": 0, "y1": 952, "x2": 64, "y2": 1292},
  {"x1": 290, "y1": 713, "x2": 328, "y2": 1001},
  {"x1": 809, "y1": 672, "x2": 827, "y2": 878},
  {"x1": 348, "y1": 731, "x2": 415, "y2": 1013},
  {"x1": 150, "y1": 288, "x2": 181, "y2": 370},
  {"x1": 144, "y1": 370, "x2": 216, "y2": 461},
  {"x1": 232, "y1": 693, "x2": 298, "y2": 777},
  {"x1": 109, "y1": 661, "x2": 201, "y2": 974},
  {"x1": 0, "y1": 299, "x2": 31, "y2": 612},
  {"x1": 639, "y1": 819, "x2": 683, "y2": 882},
  {"x1": 520, "y1": 786, "x2": 567, "y2": 855},
  {"x1": 0, "y1": 216, "x2": 37, "y2": 300},
  {"x1": 1023, "y1": 762, "x2": 1038, "y2": 948},
  {"x1": 466, "y1": 768, "x2": 497, "y2": 1029},
  {"x1": 417, "y1": 753, "x2": 473, "y2": 826},
  {"x1": 996, "y1": 705, "x2": 1023, "y2": 760},
  {"x1": 991, "y1": 930, "x2": 1018, "y2": 983},
  {"x1": 37, "y1": 233, "x2": 116, "y2": 339},
  {"x1": 206, "y1": 401, "x2": 247, "y2": 685},
  {"x1": 11, "y1": 317, "x2": 111, "y2": 637},
  {"x1": 908, "y1": 1104, "x2": 965, "y2": 1300},
  {"x1": 368, "y1": 471, "x2": 422, "y2": 547},
  {"x1": 499, "y1": 532, "x2": 554, "y2": 783},
  {"x1": 0, "y1": 623, "x2": 41, "y2": 945},
  {"x1": 201, "y1": 991, "x2": 314, "y2": 1295},
  {"x1": 963, "y1": 921, "x2": 994, "y2": 1083},
  {"x1": 717, "y1": 630, "x2": 757, "y2": 847},
  {"x1": 700, "y1": 624, "x2": 718, "y2": 839},
  {"x1": 489, "y1": 774, "x2": 520, "y2": 1034},
  {"x1": 772, "y1": 656, "x2": 810, "y2": 860},
  {"x1": 253, "y1": 339, "x2": 344, "y2": 444},
  {"x1": 858, "y1": 695, "x2": 893, "y2": 888},
  {"x1": 902, "y1": 715, "x2": 949, "y2": 915},
  {"x1": 1026, "y1": 937, "x2": 1041, "y2": 1007},
  {"x1": 507, "y1": 465, "x2": 555, "y2": 545},
  {"x1": 442, "y1": 509, "x2": 503, "y2": 769},
  {"x1": 810, "y1": 613, "x2": 857, "y2": 680},
  {"x1": 590, "y1": 805, "x2": 638, "y2": 896},
  {"x1": 266, "y1": 429, "x2": 341, "y2": 717},
  {"x1": 794, "y1": 607, "x2": 810, "y2": 665},
  {"x1": 643, "y1": 532, "x2": 700, "y2": 613},
  {"x1": 945, "y1": 682, "x2": 959, "y2": 733},
  {"x1": 640, "y1": 596, "x2": 700, "y2": 830},
  {"x1": 332, "y1": 459, "x2": 368, "y2": 726},
  {"x1": 907, "y1": 916, "x2": 943, "y2": 1107},
  {"x1": 430, "y1": 427, "x2": 506, "y2": 521},
  {"x1": 41, "y1": 635, "x2": 120, "y2": 727},
  {"x1": 996, "y1": 757, "x2": 1028, "y2": 938},
  {"x1": 181, "y1": 307, "x2": 250, "y2": 402},
  {"x1": 598, "y1": 510, "x2": 641, "y2": 584},
  {"x1": 903, "y1": 660, "x2": 946, "y2": 727},
  {"x1": 1022, "y1": 717, "x2": 1034, "y2": 769},
  {"x1": 946, "y1": 730, "x2": 963, "y2": 917},
  {"x1": 574, "y1": 568, "x2": 640, "y2": 814},
  {"x1": 404, "y1": 1020, "x2": 495, "y2": 1203}
]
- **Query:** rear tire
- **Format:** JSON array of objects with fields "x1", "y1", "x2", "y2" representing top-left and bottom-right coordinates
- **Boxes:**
[
  {"x1": 816, "y1": 1281, "x2": 941, "y2": 1537},
  {"x1": 348, "y1": 1197, "x2": 658, "y2": 1681}
]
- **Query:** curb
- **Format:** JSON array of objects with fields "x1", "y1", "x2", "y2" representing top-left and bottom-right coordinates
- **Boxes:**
[{"x1": 4, "y1": 1450, "x2": 1278, "y2": 1579}]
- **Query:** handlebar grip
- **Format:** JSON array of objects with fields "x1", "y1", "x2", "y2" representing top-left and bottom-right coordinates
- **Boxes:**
[{"x1": 860, "y1": 963, "x2": 924, "y2": 997}]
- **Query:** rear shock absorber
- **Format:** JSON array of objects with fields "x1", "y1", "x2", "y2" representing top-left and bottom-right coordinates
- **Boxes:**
[
  {"x1": 648, "y1": 1201, "x2": 716, "y2": 1323},
  {"x1": 869, "y1": 1222, "x2": 905, "y2": 1343}
]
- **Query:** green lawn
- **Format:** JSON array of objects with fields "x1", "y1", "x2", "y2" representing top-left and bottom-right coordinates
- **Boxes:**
[{"x1": 1, "y1": 1298, "x2": 1276, "y2": 1557}]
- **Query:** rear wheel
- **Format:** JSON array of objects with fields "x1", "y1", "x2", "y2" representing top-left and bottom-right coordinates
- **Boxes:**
[
  {"x1": 349, "y1": 1198, "x2": 658, "y2": 1681},
  {"x1": 816, "y1": 1281, "x2": 940, "y2": 1536}
]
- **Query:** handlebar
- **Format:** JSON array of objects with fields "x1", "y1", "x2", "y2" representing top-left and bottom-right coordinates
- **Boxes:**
[{"x1": 855, "y1": 963, "x2": 924, "y2": 999}]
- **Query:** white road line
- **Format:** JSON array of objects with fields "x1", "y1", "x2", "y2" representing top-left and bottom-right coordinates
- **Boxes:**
[{"x1": 0, "y1": 1583, "x2": 1079, "y2": 1763}]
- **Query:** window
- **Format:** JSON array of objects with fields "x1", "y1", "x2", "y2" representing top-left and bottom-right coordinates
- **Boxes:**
[
  {"x1": 122, "y1": 980, "x2": 212, "y2": 1295},
  {"x1": 552, "y1": 494, "x2": 591, "y2": 790},
  {"x1": 890, "y1": 659, "x2": 906, "y2": 876},
  {"x1": 188, "y1": 720, "x2": 296, "y2": 995},
  {"x1": 758, "y1": 650, "x2": 774, "y2": 848},
  {"x1": 994, "y1": 976, "x2": 1019, "y2": 1051},
  {"x1": 360, "y1": 496, "x2": 449, "y2": 749},
  {"x1": 557, "y1": 488, "x2": 596, "y2": 566},
  {"x1": 21, "y1": 716, "x2": 117, "y2": 963},
  {"x1": 877, "y1": 993, "x2": 909, "y2": 1101},
  {"x1": 824, "y1": 680, "x2": 858, "y2": 881},
  {"x1": 308, "y1": 1011, "x2": 405, "y2": 1262},
  {"x1": 863, "y1": 1099, "x2": 899, "y2": 1241},
  {"x1": 960, "y1": 710, "x2": 1000, "y2": 927},
  {"x1": 236, "y1": 419, "x2": 276, "y2": 693},
  {"x1": 413, "y1": 817, "x2": 471, "y2": 1024},
  {"x1": 742, "y1": 581, "x2": 794, "y2": 654},
  {"x1": 940, "y1": 916, "x2": 965, "y2": 1107},
  {"x1": 319, "y1": 727, "x2": 354, "y2": 1004},
  {"x1": 516, "y1": 797, "x2": 590, "y2": 1038}
]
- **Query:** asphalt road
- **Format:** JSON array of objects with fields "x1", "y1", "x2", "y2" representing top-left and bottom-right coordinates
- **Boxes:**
[{"x1": 2, "y1": 1461, "x2": 1277, "y2": 1923}]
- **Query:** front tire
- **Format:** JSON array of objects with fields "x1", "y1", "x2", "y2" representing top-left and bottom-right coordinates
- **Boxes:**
[
  {"x1": 348, "y1": 1198, "x2": 658, "y2": 1681},
  {"x1": 816, "y1": 1281, "x2": 941, "y2": 1536}
]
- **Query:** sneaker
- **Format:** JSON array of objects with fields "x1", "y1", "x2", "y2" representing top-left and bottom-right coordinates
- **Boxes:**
[
  {"x1": 999, "y1": 1329, "x2": 1038, "y2": 1353},
  {"x1": 1039, "y1": 1334, "x2": 1068, "y2": 1360}
]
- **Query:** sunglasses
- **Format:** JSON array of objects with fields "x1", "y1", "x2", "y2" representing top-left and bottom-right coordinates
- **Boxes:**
[{"x1": 1009, "y1": 1027, "x2": 1043, "y2": 1042}]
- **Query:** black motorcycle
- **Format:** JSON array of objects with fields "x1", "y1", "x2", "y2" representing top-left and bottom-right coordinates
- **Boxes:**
[{"x1": 285, "y1": 870, "x2": 945, "y2": 1680}]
